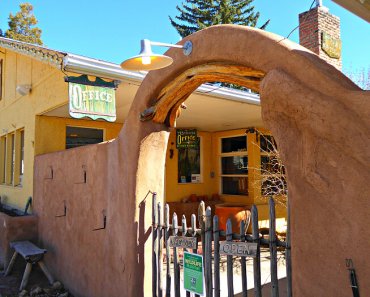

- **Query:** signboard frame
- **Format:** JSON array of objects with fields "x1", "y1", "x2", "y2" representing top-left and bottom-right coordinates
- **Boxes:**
[
  {"x1": 176, "y1": 129, "x2": 199, "y2": 149},
  {"x1": 183, "y1": 251, "x2": 204, "y2": 295},
  {"x1": 66, "y1": 75, "x2": 117, "y2": 122}
]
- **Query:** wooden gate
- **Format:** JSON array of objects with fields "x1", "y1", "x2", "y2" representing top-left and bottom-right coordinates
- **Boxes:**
[{"x1": 152, "y1": 193, "x2": 292, "y2": 297}]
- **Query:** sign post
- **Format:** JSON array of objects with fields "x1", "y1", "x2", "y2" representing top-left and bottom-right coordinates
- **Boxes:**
[{"x1": 183, "y1": 252, "x2": 204, "y2": 295}]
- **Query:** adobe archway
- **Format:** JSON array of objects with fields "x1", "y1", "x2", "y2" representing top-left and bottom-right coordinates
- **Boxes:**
[
  {"x1": 118, "y1": 25, "x2": 370, "y2": 296},
  {"x1": 33, "y1": 25, "x2": 370, "y2": 297}
]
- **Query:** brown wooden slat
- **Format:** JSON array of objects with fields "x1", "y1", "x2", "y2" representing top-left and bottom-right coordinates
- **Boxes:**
[
  {"x1": 269, "y1": 198, "x2": 279, "y2": 297},
  {"x1": 240, "y1": 220, "x2": 247, "y2": 297},
  {"x1": 213, "y1": 216, "x2": 220, "y2": 297},
  {"x1": 182, "y1": 215, "x2": 191, "y2": 297},
  {"x1": 226, "y1": 219, "x2": 234, "y2": 297},
  {"x1": 173, "y1": 213, "x2": 180, "y2": 297},
  {"x1": 252, "y1": 205, "x2": 262, "y2": 297},
  {"x1": 157, "y1": 202, "x2": 163, "y2": 297},
  {"x1": 205, "y1": 207, "x2": 213, "y2": 297},
  {"x1": 191, "y1": 214, "x2": 200, "y2": 297},
  {"x1": 165, "y1": 204, "x2": 171, "y2": 297},
  {"x1": 152, "y1": 193, "x2": 157, "y2": 297}
]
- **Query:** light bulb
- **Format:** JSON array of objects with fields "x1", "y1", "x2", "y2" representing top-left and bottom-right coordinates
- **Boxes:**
[{"x1": 141, "y1": 56, "x2": 151, "y2": 65}]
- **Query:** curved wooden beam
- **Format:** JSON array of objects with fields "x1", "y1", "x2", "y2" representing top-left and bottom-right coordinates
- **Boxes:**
[{"x1": 151, "y1": 63, "x2": 265, "y2": 126}]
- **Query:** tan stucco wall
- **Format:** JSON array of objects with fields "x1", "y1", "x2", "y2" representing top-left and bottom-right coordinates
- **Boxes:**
[{"x1": 33, "y1": 25, "x2": 369, "y2": 297}]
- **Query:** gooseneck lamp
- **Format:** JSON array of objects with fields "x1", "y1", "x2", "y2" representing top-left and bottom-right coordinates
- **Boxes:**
[{"x1": 120, "y1": 39, "x2": 193, "y2": 71}]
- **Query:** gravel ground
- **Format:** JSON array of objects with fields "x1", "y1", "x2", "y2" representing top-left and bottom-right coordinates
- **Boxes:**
[{"x1": 0, "y1": 257, "x2": 72, "y2": 297}]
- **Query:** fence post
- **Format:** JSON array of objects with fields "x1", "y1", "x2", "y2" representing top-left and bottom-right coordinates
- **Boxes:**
[
  {"x1": 252, "y1": 205, "x2": 261, "y2": 297},
  {"x1": 213, "y1": 216, "x2": 220, "y2": 297},
  {"x1": 198, "y1": 201, "x2": 206, "y2": 261},
  {"x1": 286, "y1": 200, "x2": 292, "y2": 297},
  {"x1": 164, "y1": 204, "x2": 171, "y2": 297},
  {"x1": 226, "y1": 219, "x2": 234, "y2": 297},
  {"x1": 269, "y1": 198, "x2": 279, "y2": 297},
  {"x1": 205, "y1": 207, "x2": 213, "y2": 297},
  {"x1": 173, "y1": 213, "x2": 180, "y2": 297},
  {"x1": 182, "y1": 215, "x2": 191, "y2": 297},
  {"x1": 157, "y1": 202, "x2": 163, "y2": 297},
  {"x1": 191, "y1": 214, "x2": 200, "y2": 297},
  {"x1": 240, "y1": 220, "x2": 247, "y2": 297},
  {"x1": 152, "y1": 193, "x2": 158, "y2": 297}
]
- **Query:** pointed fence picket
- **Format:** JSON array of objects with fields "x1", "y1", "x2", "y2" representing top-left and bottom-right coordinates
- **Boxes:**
[{"x1": 152, "y1": 193, "x2": 291, "y2": 297}]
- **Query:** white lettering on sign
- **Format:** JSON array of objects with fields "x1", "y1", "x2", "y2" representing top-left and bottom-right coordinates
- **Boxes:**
[
  {"x1": 219, "y1": 242, "x2": 257, "y2": 257},
  {"x1": 70, "y1": 84, "x2": 113, "y2": 110}
]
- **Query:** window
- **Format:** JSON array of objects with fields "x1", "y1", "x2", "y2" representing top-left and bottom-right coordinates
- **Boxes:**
[
  {"x1": 0, "y1": 136, "x2": 6, "y2": 184},
  {"x1": 259, "y1": 134, "x2": 287, "y2": 196},
  {"x1": 0, "y1": 129, "x2": 25, "y2": 186},
  {"x1": 178, "y1": 137, "x2": 201, "y2": 183},
  {"x1": 18, "y1": 130, "x2": 24, "y2": 186},
  {"x1": 66, "y1": 126, "x2": 104, "y2": 149},
  {"x1": 10, "y1": 133, "x2": 15, "y2": 185},
  {"x1": 220, "y1": 136, "x2": 248, "y2": 195}
]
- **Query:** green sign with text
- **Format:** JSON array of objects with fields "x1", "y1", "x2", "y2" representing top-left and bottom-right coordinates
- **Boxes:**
[
  {"x1": 176, "y1": 129, "x2": 199, "y2": 149},
  {"x1": 184, "y1": 252, "x2": 204, "y2": 295},
  {"x1": 69, "y1": 82, "x2": 116, "y2": 122}
]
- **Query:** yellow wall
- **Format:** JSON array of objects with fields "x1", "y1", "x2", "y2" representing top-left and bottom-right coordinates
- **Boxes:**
[
  {"x1": 35, "y1": 116, "x2": 122, "y2": 155},
  {"x1": 0, "y1": 47, "x2": 122, "y2": 210},
  {"x1": 165, "y1": 128, "x2": 287, "y2": 231},
  {"x1": 165, "y1": 131, "x2": 218, "y2": 202}
]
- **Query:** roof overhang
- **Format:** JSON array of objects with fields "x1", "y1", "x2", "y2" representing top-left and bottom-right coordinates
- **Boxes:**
[{"x1": 332, "y1": 0, "x2": 370, "y2": 22}]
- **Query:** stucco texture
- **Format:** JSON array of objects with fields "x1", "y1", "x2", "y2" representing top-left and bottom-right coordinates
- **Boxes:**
[{"x1": 34, "y1": 25, "x2": 370, "y2": 296}]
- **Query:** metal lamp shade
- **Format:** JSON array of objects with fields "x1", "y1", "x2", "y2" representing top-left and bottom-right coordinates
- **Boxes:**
[{"x1": 120, "y1": 39, "x2": 174, "y2": 71}]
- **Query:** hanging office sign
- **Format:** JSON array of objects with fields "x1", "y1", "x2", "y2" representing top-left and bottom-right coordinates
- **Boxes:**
[
  {"x1": 183, "y1": 252, "x2": 204, "y2": 295},
  {"x1": 176, "y1": 129, "x2": 199, "y2": 149},
  {"x1": 66, "y1": 75, "x2": 117, "y2": 122}
]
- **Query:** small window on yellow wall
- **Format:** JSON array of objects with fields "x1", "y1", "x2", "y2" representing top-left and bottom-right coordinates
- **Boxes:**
[
  {"x1": 178, "y1": 137, "x2": 201, "y2": 183},
  {"x1": 19, "y1": 130, "x2": 24, "y2": 186},
  {"x1": 0, "y1": 136, "x2": 6, "y2": 184},
  {"x1": 220, "y1": 135, "x2": 248, "y2": 196}
]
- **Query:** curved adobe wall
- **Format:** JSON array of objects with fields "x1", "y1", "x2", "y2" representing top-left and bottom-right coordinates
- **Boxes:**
[{"x1": 34, "y1": 25, "x2": 370, "y2": 297}]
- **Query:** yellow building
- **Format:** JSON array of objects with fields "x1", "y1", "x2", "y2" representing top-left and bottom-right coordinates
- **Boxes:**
[{"x1": 0, "y1": 37, "x2": 286, "y2": 230}]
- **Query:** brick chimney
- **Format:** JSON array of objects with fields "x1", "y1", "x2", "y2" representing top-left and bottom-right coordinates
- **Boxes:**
[{"x1": 299, "y1": 2, "x2": 342, "y2": 70}]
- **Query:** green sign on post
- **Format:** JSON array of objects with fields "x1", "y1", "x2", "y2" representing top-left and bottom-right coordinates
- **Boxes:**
[{"x1": 183, "y1": 252, "x2": 204, "y2": 295}]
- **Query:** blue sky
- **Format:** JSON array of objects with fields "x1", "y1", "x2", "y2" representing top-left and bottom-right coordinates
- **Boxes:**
[{"x1": 0, "y1": 0, "x2": 369, "y2": 77}]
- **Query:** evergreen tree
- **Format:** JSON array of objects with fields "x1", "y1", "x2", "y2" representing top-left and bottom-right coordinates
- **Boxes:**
[
  {"x1": 5, "y1": 3, "x2": 43, "y2": 45},
  {"x1": 170, "y1": 0, "x2": 260, "y2": 38}
]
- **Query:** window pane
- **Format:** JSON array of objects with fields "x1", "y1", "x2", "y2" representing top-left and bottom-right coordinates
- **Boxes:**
[
  {"x1": 261, "y1": 156, "x2": 285, "y2": 174},
  {"x1": 221, "y1": 136, "x2": 247, "y2": 153},
  {"x1": 19, "y1": 130, "x2": 24, "y2": 185},
  {"x1": 222, "y1": 177, "x2": 248, "y2": 195},
  {"x1": 66, "y1": 126, "x2": 104, "y2": 149},
  {"x1": 222, "y1": 156, "x2": 248, "y2": 174},
  {"x1": 1, "y1": 137, "x2": 6, "y2": 183},
  {"x1": 11, "y1": 134, "x2": 15, "y2": 184},
  {"x1": 261, "y1": 176, "x2": 287, "y2": 196},
  {"x1": 260, "y1": 135, "x2": 277, "y2": 153},
  {"x1": 178, "y1": 144, "x2": 200, "y2": 183}
]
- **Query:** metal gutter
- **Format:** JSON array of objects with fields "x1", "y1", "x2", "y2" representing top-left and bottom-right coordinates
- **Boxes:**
[
  {"x1": 62, "y1": 54, "x2": 260, "y2": 105},
  {"x1": 63, "y1": 54, "x2": 145, "y2": 82}
]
